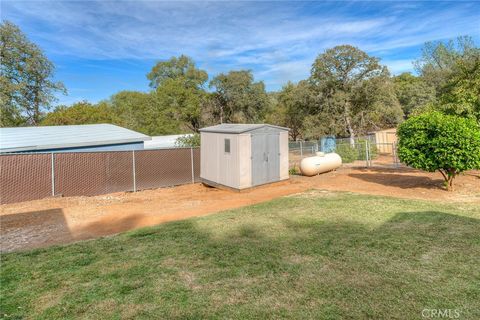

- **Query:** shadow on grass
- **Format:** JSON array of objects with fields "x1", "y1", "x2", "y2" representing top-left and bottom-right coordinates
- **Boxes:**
[
  {"x1": 72, "y1": 213, "x2": 148, "y2": 241},
  {"x1": 0, "y1": 208, "x2": 72, "y2": 253},
  {"x1": 348, "y1": 172, "x2": 444, "y2": 190},
  {"x1": 0, "y1": 209, "x2": 153, "y2": 253},
  {"x1": 1, "y1": 201, "x2": 479, "y2": 319}
]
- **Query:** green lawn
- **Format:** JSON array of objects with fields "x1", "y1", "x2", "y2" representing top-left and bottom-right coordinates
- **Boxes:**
[{"x1": 1, "y1": 191, "x2": 479, "y2": 319}]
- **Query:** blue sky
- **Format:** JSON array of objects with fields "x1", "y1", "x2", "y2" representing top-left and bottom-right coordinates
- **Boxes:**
[{"x1": 2, "y1": 1, "x2": 479, "y2": 105}]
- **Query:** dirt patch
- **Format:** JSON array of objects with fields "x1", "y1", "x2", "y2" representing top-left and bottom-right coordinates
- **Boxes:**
[{"x1": 1, "y1": 167, "x2": 479, "y2": 252}]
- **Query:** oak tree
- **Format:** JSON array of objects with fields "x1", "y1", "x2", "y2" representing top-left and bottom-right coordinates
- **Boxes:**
[{"x1": 1, "y1": 21, "x2": 65, "y2": 126}]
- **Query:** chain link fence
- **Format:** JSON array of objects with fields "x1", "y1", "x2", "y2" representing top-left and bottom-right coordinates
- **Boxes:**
[
  {"x1": 289, "y1": 137, "x2": 401, "y2": 170},
  {"x1": 1, "y1": 136, "x2": 401, "y2": 204},
  {"x1": 0, "y1": 153, "x2": 53, "y2": 204},
  {"x1": 0, "y1": 147, "x2": 200, "y2": 204}
]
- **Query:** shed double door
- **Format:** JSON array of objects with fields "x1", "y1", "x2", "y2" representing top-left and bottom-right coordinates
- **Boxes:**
[{"x1": 251, "y1": 133, "x2": 280, "y2": 186}]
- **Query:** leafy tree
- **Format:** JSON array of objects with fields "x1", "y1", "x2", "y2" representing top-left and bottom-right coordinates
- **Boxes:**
[
  {"x1": 0, "y1": 95, "x2": 22, "y2": 127},
  {"x1": 209, "y1": 70, "x2": 268, "y2": 123},
  {"x1": 353, "y1": 73, "x2": 404, "y2": 131},
  {"x1": 309, "y1": 45, "x2": 403, "y2": 144},
  {"x1": 154, "y1": 78, "x2": 207, "y2": 132},
  {"x1": 148, "y1": 55, "x2": 208, "y2": 132},
  {"x1": 302, "y1": 114, "x2": 340, "y2": 140},
  {"x1": 268, "y1": 81, "x2": 312, "y2": 140},
  {"x1": 109, "y1": 91, "x2": 150, "y2": 129},
  {"x1": 263, "y1": 91, "x2": 281, "y2": 124},
  {"x1": 397, "y1": 111, "x2": 480, "y2": 191},
  {"x1": 0, "y1": 21, "x2": 65, "y2": 126},
  {"x1": 41, "y1": 101, "x2": 118, "y2": 126},
  {"x1": 107, "y1": 90, "x2": 178, "y2": 135},
  {"x1": 437, "y1": 53, "x2": 480, "y2": 122},
  {"x1": 393, "y1": 72, "x2": 436, "y2": 117},
  {"x1": 415, "y1": 36, "x2": 478, "y2": 94},
  {"x1": 174, "y1": 134, "x2": 200, "y2": 147},
  {"x1": 43, "y1": 92, "x2": 181, "y2": 136},
  {"x1": 147, "y1": 55, "x2": 208, "y2": 90},
  {"x1": 413, "y1": 37, "x2": 480, "y2": 122}
]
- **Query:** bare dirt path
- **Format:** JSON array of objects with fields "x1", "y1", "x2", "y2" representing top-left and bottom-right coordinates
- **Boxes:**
[{"x1": 1, "y1": 167, "x2": 479, "y2": 252}]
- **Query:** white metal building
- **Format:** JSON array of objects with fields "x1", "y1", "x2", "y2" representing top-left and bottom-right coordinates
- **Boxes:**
[
  {"x1": 199, "y1": 124, "x2": 289, "y2": 190},
  {"x1": 0, "y1": 124, "x2": 150, "y2": 153},
  {"x1": 143, "y1": 134, "x2": 193, "y2": 149}
]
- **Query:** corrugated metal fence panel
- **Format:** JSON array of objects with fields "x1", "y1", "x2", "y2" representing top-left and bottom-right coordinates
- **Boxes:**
[
  {"x1": 135, "y1": 148, "x2": 193, "y2": 190},
  {"x1": 0, "y1": 154, "x2": 52, "y2": 204},
  {"x1": 54, "y1": 151, "x2": 134, "y2": 197}
]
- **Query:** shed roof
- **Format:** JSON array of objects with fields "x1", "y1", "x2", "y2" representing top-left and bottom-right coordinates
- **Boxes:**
[
  {"x1": 0, "y1": 124, "x2": 151, "y2": 153},
  {"x1": 199, "y1": 124, "x2": 289, "y2": 134}
]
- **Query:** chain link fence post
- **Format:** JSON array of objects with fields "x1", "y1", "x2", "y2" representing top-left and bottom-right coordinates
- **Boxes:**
[
  {"x1": 300, "y1": 141, "x2": 303, "y2": 158},
  {"x1": 51, "y1": 152, "x2": 55, "y2": 196},
  {"x1": 393, "y1": 142, "x2": 399, "y2": 168},
  {"x1": 132, "y1": 150, "x2": 137, "y2": 192},
  {"x1": 190, "y1": 147, "x2": 195, "y2": 184},
  {"x1": 365, "y1": 140, "x2": 369, "y2": 167}
]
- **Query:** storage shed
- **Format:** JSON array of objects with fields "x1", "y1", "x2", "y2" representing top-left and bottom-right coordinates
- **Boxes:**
[{"x1": 199, "y1": 124, "x2": 289, "y2": 190}]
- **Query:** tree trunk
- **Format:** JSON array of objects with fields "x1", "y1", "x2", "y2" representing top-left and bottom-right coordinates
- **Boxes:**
[
  {"x1": 345, "y1": 116, "x2": 355, "y2": 146},
  {"x1": 290, "y1": 129, "x2": 298, "y2": 141},
  {"x1": 439, "y1": 169, "x2": 456, "y2": 191},
  {"x1": 32, "y1": 80, "x2": 41, "y2": 125},
  {"x1": 448, "y1": 177, "x2": 455, "y2": 191},
  {"x1": 447, "y1": 169, "x2": 456, "y2": 192},
  {"x1": 344, "y1": 101, "x2": 355, "y2": 147}
]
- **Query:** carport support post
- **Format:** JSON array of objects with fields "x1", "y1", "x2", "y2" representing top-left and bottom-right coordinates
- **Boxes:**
[
  {"x1": 132, "y1": 150, "x2": 136, "y2": 192},
  {"x1": 190, "y1": 147, "x2": 195, "y2": 184},
  {"x1": 51, "y1": 153, "x2": 55, "y2": 196}
]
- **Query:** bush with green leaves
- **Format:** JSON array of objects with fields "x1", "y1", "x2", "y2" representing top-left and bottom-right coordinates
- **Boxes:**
[
  {"x1": 174, "y1": 134, "x2": 200, "y2": 147},
  {"x1": 335, "y1": 143, "x2": 358, "y2": 163},
  {"x1": 397, "y1": 111, "x2": 480, "y2": 191},
  {"x1": 357, "y1": 139, "x2": 378, "y2": 160},
  {"x1": 288, "y1": 166, "x2": 299, "y2": 175}
]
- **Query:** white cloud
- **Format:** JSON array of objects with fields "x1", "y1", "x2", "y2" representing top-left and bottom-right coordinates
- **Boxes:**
[{"x1": 2, "y1": 0, "x2": 479, "y2": 91}]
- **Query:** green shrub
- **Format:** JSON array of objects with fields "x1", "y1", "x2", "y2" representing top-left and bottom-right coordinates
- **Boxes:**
[
  {"x1": 357, "y1": 139, "x2": 378, "y2": 160},
  {"x1": 289, "y1": 166, "x2": 299, "y2": 175},
  {"x1": 175, "y1": 134, "x2": 200, "y2": 147},
  {"x1": 397, "y1": 111, "x2": 480, "y2": 190},
  {"x1": 335, "y1": 143, "x2": 357, "y2": 163}
]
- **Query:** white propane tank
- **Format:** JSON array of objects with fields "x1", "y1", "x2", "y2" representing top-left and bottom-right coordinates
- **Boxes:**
[{"x1": 300, "y1": 152, "x2": 342, "y2": 176}]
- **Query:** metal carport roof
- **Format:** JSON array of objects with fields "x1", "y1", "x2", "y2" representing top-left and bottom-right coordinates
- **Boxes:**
[{"x1": 0, "y1": 124, "x2": 151, "y2": 153}]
